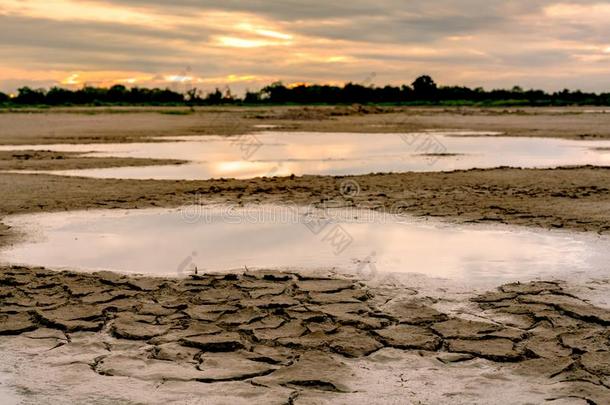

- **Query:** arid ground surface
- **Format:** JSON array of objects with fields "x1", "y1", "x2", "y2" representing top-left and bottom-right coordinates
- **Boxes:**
[
  {"x1": 1, "y1": 267, "x2": 609, "y2": 404},
  {"x1": 0, "y1": 107, "x2": 609, "y2": 404},
  {"x1": 2, "y1": 106, "x2": 610, "y2": 145}
]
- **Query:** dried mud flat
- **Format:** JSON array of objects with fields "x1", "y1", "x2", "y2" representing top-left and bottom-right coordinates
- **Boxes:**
[
  {"x1": 2, "y1": 106, "x2": 610, "y2": 145},
  {"x1": 0, "y1": 107, "x2": 609, "y2": 403},
  {"x1": 0, "y1": 266, "x2": 609, "y2": 403},
  {"x1": 0, "y1": 150, "x2": 183, "y2": 171}
]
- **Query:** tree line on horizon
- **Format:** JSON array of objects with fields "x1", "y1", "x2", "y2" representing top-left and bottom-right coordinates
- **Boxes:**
[{"x1": 1, "y1": 76, "x2": 610, "y2": 107}]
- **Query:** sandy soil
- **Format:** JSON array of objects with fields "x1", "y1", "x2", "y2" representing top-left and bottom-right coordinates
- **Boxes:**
[
  {"x1": 0, "y1": 266, "x2": 608, "y2": 404},
  {"x1": 1, "y1": 106, "x2": 610, "y2": 145}
]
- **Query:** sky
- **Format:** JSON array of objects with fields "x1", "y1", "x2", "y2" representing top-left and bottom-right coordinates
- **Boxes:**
[{"x1": 1, "y1": 0, "x2": 610, "y2": 94}]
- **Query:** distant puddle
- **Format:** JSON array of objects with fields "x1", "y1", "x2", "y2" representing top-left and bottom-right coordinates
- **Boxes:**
[
  {"x1": 2, "y1": 206, "x2": 609, "y2": 286},
  {"x1": 1, "y1": 131, "x2": 609, "y2": 180}
]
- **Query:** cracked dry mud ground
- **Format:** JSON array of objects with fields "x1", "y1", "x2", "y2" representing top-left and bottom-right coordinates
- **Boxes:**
[{"x1": 1, "y1": 266, "x2": 609, "y2": 404}]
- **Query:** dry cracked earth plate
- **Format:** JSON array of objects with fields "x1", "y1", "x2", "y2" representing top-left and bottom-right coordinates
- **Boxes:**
[{"x1": 0, "y1": 266, "x2": 609, "y2": 403}]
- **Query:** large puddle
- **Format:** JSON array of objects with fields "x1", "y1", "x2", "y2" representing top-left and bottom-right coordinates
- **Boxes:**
[
  {"x1": 1, "y1": 131, "x2": 609, "y2": 180},
  {"x1": 2, "y1": 206, "x2": 608, "y2": 287}
]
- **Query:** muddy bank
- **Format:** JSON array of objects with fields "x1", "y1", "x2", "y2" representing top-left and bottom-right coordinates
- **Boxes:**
[
  {"x1": 0, "y1": 150, "x2": 184, "y2": 171},
  {"x1": 0, "y1": 266, "x2": 608, "y2": 403},
  {"x1": 2, "y1": 106, "x2": 610, "y2": 145}
]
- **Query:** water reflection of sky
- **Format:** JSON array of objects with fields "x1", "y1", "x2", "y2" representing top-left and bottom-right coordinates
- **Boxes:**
[
  {"x1": 1, "y1": 132, "x2": 609, "y2": 180},
  {"x1": 2, "y1": 206, "x2": 609, "y2": 287}
]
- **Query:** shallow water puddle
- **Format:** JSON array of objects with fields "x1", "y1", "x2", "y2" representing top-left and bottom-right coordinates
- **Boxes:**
[
  {"x1": 1, "y1": 131, "x2": 609, "y2": 180},
  {"x1": 2, "y1": 206, "x2": 608, "y2": 286}
]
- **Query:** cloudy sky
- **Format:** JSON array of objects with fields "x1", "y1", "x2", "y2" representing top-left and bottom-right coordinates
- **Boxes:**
[{"x1": 1, "y1": 0, "x2": 610, "y2": 94}]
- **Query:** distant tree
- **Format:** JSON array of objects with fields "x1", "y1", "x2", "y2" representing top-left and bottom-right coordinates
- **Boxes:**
[
  {"x1": 204, "y1": 88, "x2": 223, "y2": 104},
  {"x1": 184, "y1": 88, "x2": 199, "y2": 101},
  {"x1": 342, "y1": 83, "x2": 370, "y2": 103},
  {"x1": 244, "y1": 90, "x2": 261, "y2": 104},
  {"x1": 184, "y1": 88, "x2": 200, "y2": 109},
  {"x1": 4, "y1": 78, "x2": 610, "y2": 106},
  {"x1": 74, "y1": 86, "x2": 106, "y2": 104},
  {"x1": 15, "y1": 87, "x2": 46, "y2": 104},
  {"x1": 108, "y1": 84, "x2": 128, "y2": 102},
  {"x1": 15, "y1": 87, "x2": 45, "y2": 104},
  {"x1": 400, "y1": 85, "x2": 414, "y2": 101},
  {"x1": 46, "y1": 87, "x2": 74, "y2": 105},
  {"x1": 261, "y1": 82, "x2": 289, "y2": 103},
  {"x1": 223, "y1": 87, "x2": 235, "y2": 103},
  {"x1": 412, "y1": 75, "x2": 437, "y2": 100},
  {"x1": 150, "y1": 88, "x2": 183, "y2": 104},
  {"x1": 378, "y1": 85, "x2": 401, "y2": 103}
]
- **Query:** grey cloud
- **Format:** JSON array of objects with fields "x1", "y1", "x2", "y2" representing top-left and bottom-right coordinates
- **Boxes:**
[
  {"x1": 1, "y1": 45, "x2": 187, "y2": 72},
  {"x1": 100, "y1": 0, "x2": 585, "y2": 21},
  {"x1": 292, "y1": 14, "x2": 504, "y2": 44},
  {"x1": 101, "y1": 0, "x2": 394, "y2": 20},
  {"x1": 552, "y1": 22, "x2": 610, "y2": 44},
  {"x1": 0, "y1": 15, "x2": 213, "y2": 50},
  {"x1": 0, "y1": 78, "x2": 58, "y2": 92},
  {"x1": 2, "y1": 0, "x2": 610, "y2": 93},
  {"x1": 96, "y1": 0, "x2": 581, "y2": 45},
  {"x1": 0, "y1": 15, "x2": 220, "y2": 72},
  {"x1": 491, "y1": 50, "x2": 576, "y2": 67},
  {"x1": 352, "y1": 52, "x2": 492, "y2": 65}
]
